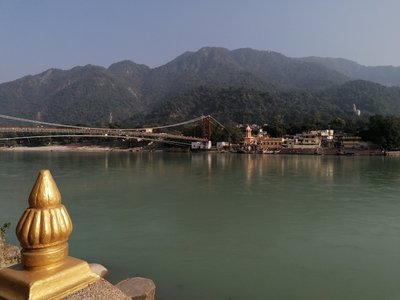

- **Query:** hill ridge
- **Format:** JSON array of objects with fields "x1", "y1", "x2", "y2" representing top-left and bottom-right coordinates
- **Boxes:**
[{"x1": 0, "y1": 47, "x2": 400, "y2": 127}]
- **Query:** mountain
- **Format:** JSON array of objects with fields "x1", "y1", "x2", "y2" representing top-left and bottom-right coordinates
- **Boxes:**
[
  {"x1": 142, "y1": 80, "x2": 400, "y2": 127},
  {"x1": 0, "y1": 47, "x2": 400, "y2": 127},
  {"x1": 230, "y1": 48, "x2": 349, "y2": 89},
  {"x1": 300, "y1": 57, "x2": 400, "y2": 87},
  {"x1": 142, "y1": 86, "x2": 335, "y2": 126},
  {"x1": 0, "y1": 65, "x2": 145, "y2": 126},
  {"x1": 107, "y1": 60, "x2": 150, "y2": 96},
  {"x1": 112, "y1": 47, "x2": 348, "y2": 105},
  {"x1": 144, "y1": 47, "x2": 348, "y2": 95},
  {"x1": 140, "y1": 47, "x2": 274, "y2": 103}
]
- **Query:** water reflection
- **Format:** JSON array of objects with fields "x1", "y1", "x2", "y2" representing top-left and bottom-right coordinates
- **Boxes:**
[{"x1": 188, "y1": 154, "x2": 343, "y2": 182}]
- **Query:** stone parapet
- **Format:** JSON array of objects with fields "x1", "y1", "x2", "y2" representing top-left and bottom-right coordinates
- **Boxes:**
[
  {"x1": 63, "y1": 278, "x2": 131, "y2": 300},
  {"x1": 0, "y1": 243, "x2": 21, "y2": 268},
  {"x1": 116, "y1": 277, "x2": 156, "y2": 300}
]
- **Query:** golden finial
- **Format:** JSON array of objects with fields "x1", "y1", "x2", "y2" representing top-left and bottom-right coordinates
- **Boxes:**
[
  {"x1": 28, "y1": 169, "x2": 62, "y2": 208},
  {"x1": 16, "y1": 169, "x2": 73, "y2": 271},
  {"x1": 0, "y1": 169, "x2": 99, "y2": 300}
]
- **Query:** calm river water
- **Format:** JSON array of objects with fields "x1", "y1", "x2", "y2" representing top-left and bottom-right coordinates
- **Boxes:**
[{"x1": 1, "y1": 152, "x2": 400, "y2": 300}]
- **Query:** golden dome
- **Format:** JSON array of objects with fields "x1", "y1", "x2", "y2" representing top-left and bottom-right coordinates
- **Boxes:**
[{"x1": 16, "y1": 170, "x2": 73, "y2": 270}]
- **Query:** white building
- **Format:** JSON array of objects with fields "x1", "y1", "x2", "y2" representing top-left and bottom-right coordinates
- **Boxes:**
[
  {"x1": 216, "y1": 142, "x2": 230, "y2": 149},
  {"x1": 191, "y1": 141, "x2": 212, "y2": 150}
]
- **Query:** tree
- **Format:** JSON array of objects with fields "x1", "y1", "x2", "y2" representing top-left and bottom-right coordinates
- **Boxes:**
[
  {"x1": 265, "y1": 115, "x2": 287, "y2": 137},
  {"x1": 362, "y1": 115, "x2": 400, "y2": 150},
  {"x1": 331, "y1": 117, "x2": 346, "y2": 131}
]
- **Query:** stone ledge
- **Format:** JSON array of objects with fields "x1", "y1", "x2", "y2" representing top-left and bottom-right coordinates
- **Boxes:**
[
  {"x1": 63, "y1": 278, "x2": 131, "y2": 300},
  {"x1": 89, "y1": 263, "x2": 108, "y2": 278},
  {"x1": 0, "y1": 243, "x2": 21, "y2": 268},
  {"x1": 116, "y1": 277, "x2": 156, "y2": 300}
]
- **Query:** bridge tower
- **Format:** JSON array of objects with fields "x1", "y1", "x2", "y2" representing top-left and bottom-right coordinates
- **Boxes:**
[{"x1": 202, "y1": 115, "x2": 212, "y2": 140}]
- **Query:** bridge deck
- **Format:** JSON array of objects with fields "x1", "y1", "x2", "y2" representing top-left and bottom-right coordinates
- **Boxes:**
[{"x1": 0, "y1": 127, "x2": 209, "y2": 142}]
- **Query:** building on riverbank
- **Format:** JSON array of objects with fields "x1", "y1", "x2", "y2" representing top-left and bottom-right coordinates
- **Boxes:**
[
  {"x1": 336, "y1": 136, "x2": 368, "y2": 149},
  {"x1": 240, "y1": 127, "x2": 334, "y2": 153}
]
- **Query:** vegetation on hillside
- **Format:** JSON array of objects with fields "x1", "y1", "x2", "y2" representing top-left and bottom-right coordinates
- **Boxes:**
[
  {"x1": 142, "y1": 81, "x2": 400, "y2": 127},
  {"x1": 0, "y1": 47, "x2": 351, "y2": 126},
  {"x1": 301, "y1": 56, "x2": 400, "y2": 87},
  {"x1": 0, "y1": 47, "x2": 400, "y2": 138},
  {"x1": 360, "y1": 115, "x2": 400, "y2": 150}
]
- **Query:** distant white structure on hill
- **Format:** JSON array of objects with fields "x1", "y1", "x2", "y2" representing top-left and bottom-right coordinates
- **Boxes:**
[{"x1": 353, "y1": 104, "x2": 361, "y2": 116}]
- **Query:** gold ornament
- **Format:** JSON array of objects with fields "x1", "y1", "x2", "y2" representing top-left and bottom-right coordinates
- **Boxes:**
[{"x1": 0, "y1": 170, "x2": 99, "y2": 300}]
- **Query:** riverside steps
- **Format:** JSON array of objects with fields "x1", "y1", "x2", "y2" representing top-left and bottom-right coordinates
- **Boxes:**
[{"x1": 0, "y1": 170, "x2": 155, "y2": 299}]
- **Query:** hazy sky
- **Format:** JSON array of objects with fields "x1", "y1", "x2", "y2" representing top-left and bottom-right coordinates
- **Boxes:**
[{"x1": 1, "y1": 0, "x2": 399, "y2": 83}]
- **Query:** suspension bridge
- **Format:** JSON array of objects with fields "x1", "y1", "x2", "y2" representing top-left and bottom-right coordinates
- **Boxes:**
[{"x1": 0, "y1": 114, "x2": 226, "y2": 146}]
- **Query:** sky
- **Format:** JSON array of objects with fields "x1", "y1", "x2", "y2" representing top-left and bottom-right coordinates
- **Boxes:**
[{"x1": 0, "y1": 0, "x2": 399, "y2": 83}]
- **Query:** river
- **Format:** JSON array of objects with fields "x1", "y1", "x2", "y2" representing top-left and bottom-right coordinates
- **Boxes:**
[{"x1": 1, "y1": 152, "x2": 400, "y2": 300}]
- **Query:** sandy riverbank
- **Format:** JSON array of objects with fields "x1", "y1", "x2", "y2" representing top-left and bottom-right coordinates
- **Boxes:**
[{"x1": 0, "y1": 145, "x2": 140, "y2": 152}]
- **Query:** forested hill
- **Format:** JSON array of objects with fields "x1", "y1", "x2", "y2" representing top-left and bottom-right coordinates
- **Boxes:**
[
  {"x1": 0, "y1": 47, "x2": 400, "y2": 127},
  {"x1": 300, "y1": 56, "x2": 400, "y2": 87},
  {"x1": 141, "y1": 81, "x2": 400, "y2": 127}
]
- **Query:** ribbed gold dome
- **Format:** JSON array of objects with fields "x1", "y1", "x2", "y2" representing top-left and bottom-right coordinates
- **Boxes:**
[
  {"x1": 16, "y1": 205, "x2": 72, "y2": 248},
  {"x1": 16, "y1": 170, "x2": 73, "y2": 270},
  {"x1": 28, "y1": 169, "x2": 62, "y2": 208}
]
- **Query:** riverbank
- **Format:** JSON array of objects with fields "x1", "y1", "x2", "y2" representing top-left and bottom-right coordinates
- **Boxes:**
[
  {"x1": 278, "y1": 147, "x2": 385, "y2": 156},
  {"x1": 0, "y1": 145, "x2": 142, "y2": 152},
  {"x1": 0, "y1": 145, "x2": 389, "y2": 156}
]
